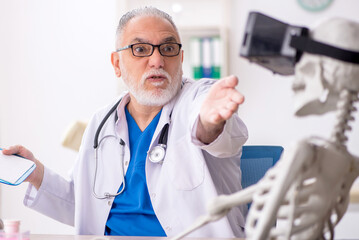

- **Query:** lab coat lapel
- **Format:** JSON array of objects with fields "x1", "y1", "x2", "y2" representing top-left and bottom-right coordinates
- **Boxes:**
[{"x1": 150, "y1": 96, "x2": 176, "y2": 148}]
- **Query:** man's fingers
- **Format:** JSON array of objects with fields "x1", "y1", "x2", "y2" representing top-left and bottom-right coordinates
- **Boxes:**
[
  {"x1": 226, "y1": 101, "x2": 240, "y2": 112},
  {"x1": 210, "y1": 113, "x2": 222, "y2": 123},
  {"x1": 215, "y1": 75, "x2": 238, "y2": 89},
  {"x1": 209, "y1": 104, "x2": 238, "y2": 123},
  {"x1": 214, "y1": 76, "x2": 244, "y2": 105},
  {"x1": 2, "y1": 145, "x2": 34, "y2": 160},
  {"x1": 219, "y1": 108, "x2": 235, "y2": 121},
  {"x1": 2, "y1": 145, "x2": 22, "y2": 155},
  {"x1": 224, "y1": 75, "x2": 238, "y2": 88},
  {"x1": 229, "y1": 90, "x2": 245, "y2": 105}
]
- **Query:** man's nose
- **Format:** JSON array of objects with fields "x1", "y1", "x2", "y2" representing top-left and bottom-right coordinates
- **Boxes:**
[{"x1": 148, "y1": 47, "x2": 164, "y2": 68}]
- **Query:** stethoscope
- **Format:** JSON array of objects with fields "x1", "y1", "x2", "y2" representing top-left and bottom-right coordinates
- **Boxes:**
[{"x1": 92, "y1": 98, "x2": 170, "y2": 199}]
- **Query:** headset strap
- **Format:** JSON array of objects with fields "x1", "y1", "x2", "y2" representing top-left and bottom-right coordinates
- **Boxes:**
[{"x1": 290, "y1": 35, "x2": 359, "y2": 64}]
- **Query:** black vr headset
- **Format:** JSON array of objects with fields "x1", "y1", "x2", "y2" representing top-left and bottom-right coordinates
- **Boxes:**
[{"x1": 240, "y1": 12, "x2": 359, "y2": 75}]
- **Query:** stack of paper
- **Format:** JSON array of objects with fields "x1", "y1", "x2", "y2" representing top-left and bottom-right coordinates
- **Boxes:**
[{"x1": 0, "y1": 149, "x2": 36, "y2": 186}]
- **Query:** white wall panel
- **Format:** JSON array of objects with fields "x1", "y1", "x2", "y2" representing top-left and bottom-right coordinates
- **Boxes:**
[{"x1": 0, "y1": 0, "x2": 118, "y2": 234}]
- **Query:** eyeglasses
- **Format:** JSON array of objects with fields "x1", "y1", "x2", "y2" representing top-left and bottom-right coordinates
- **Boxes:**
[{"x1": 116, "y1": 42, "x2": 182, "y2": 57}]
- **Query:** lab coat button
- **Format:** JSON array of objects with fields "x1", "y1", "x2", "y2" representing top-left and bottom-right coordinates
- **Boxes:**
[
  {"x1": 124, "y1": 161, "x2": 129, "y2": 166},
  {"x1": 165, "y1": 226, "x2": 172, "y2": 231},
  {"x1": 151, "y1": 193, "x2": 156, "y2": 199},
  {"x1": 108, "y1": 201, "x2": 112, "y2": 206}
]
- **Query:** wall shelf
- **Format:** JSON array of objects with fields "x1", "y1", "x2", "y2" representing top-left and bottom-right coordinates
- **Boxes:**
[{"x1": 179, "y1": 26, "x2": 228, "y2": 79}]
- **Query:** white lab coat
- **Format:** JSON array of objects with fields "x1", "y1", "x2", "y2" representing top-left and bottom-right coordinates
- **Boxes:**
[{"x1": 24, "y1": 78, "x2": 248, "y2": 237}]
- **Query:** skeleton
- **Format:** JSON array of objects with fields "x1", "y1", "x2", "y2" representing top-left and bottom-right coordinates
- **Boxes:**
[{"x1": 172, "y1": 18, "x2": 359, "y2": 240}]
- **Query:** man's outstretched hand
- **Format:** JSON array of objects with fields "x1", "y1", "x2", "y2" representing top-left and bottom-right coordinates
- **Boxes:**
[{"x1": 197, "y1": 76, "x2": 245, "y2": 144}]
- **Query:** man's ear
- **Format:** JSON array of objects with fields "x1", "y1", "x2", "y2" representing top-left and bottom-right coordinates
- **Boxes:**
[
  {"x1": 111, "y1": 52, "x2": 122, "y2": 78},
  {"x1": 181, "y1": 49, "x2": 184, "y2": 63}
]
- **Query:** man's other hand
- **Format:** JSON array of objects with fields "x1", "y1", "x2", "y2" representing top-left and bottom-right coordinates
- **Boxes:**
[{"x1": 2, "y1": 145, "x2": 44, "y2": 190}]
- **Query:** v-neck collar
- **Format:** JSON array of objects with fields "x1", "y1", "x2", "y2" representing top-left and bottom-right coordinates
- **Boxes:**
[{"x1": 124, "y1": 105, "x2": 162, "y2": 134}]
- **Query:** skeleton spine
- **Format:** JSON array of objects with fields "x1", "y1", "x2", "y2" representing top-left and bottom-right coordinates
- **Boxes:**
[{"x1": 331, "y1": 89, "x2": 359, "y2": 146}]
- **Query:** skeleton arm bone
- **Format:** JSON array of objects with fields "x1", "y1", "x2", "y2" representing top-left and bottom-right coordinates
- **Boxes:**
[
  {"x1": 207, "y1": 184, "x2": 256, "y2": 216},
  {"x1": 171, "y1": 185, "x2": 257, "y2": 240}
]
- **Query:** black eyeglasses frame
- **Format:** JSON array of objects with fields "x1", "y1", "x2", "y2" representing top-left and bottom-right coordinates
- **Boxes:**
[{"x1": 116, "y1": 42, "x2": 182, "y2": 57}]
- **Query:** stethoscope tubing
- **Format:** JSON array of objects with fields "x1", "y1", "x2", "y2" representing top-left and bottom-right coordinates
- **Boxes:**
[
  {"x1": 93, "y1": 98, "x2": 122, "y2": 149},
  {"x1": 92, "y1": 98, "x2": 170, "y2": 199},
  {"x1": 92, "y1": 135, "x2": 126, "y2": 199}
]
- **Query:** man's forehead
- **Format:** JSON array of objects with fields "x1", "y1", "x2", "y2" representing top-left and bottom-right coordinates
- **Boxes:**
[
  {"x1": 122, "y1": 15, "x2": 180, "y2": 42},
  {"x1": 130, "y1": 36, "x2": 178, "y2": 44}
]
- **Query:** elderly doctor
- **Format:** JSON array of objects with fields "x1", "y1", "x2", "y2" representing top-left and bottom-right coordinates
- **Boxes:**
[{"x1": 3, "y1": 7, "x2": 248, "y2": 238}]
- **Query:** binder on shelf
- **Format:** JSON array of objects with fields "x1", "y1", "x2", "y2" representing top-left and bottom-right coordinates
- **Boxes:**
[
  {"x1": 0, "y1": 148, "x2": 36, "y2": 186},
  {"x1": 201, "y1": 37, "x2": 212, "y2": 78},
  {"x1": 190, "y1": 37, "x2": 202, "y2": 79},
  {"x1": 189, "y1": 35, "x2": 222, "y2": 80},
  {"x1": 211, "y1": 36, "x2": 221, "y2": 79}
]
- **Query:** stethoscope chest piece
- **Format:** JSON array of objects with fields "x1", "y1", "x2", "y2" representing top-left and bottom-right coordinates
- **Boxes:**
[{"x1": 149, "y1": 144, "x2": 166, "y2": 164}]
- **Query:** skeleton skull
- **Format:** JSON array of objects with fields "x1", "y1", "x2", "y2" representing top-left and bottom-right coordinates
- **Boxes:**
[{"x1": 293, "y1": 18, "x2": 359, "y2": 116}]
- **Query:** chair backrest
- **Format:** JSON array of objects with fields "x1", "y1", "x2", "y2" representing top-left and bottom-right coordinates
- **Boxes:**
[{"x1": 240, "y1": 145, "x2": 284, "y2": 189}]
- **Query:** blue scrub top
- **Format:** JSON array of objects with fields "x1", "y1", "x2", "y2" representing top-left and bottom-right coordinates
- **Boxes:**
[{"x1": 105, "y1": 106, "x2": 166, "y2": 236}]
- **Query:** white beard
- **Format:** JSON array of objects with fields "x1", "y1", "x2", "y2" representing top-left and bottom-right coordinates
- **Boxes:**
[{"x1": 120, "y1": 62, "x2": 182, "y2": 106}]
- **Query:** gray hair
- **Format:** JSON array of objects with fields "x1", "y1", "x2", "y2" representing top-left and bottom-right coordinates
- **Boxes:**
[{"x1": 115, "y1": 7, "x2": 179, "y2": 49}]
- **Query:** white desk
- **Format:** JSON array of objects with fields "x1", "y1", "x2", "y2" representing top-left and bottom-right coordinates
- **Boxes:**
[
  {"x1": 29, "y1": 235, "x2": 242, "y2": 240},
  {"x1": 29, "y1": 235, "x2": 159, "y2": 240}
]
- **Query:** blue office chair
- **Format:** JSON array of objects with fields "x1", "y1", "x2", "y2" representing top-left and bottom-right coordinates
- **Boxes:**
[{"x1": 240, "y1": 145, "x2": 284, "y2": 189}]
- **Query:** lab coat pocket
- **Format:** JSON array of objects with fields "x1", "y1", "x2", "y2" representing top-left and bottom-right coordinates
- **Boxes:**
[{"x1": 167, "y1": 135, "x2": 205, "y2": 191}]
